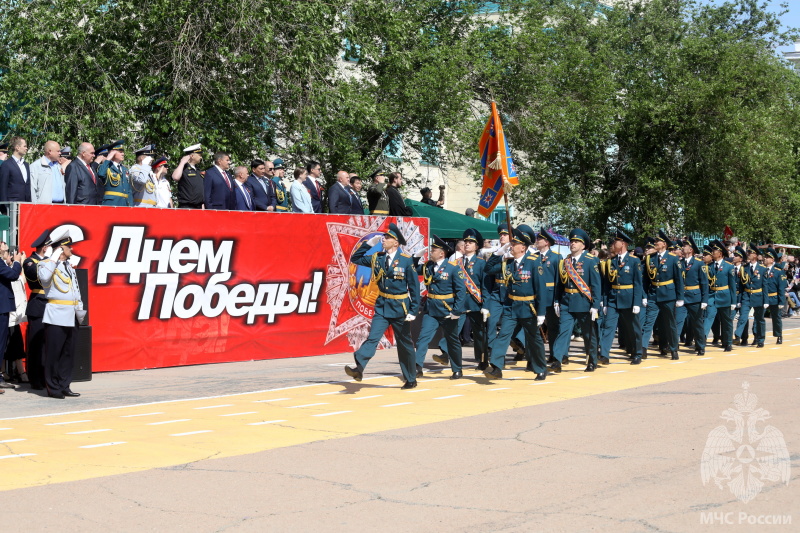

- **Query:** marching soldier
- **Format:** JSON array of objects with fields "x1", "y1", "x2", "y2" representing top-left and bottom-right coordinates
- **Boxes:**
[
  {"x1": 439, "y1": 229, "x2": 488, "y2": 368},
  {"x1": 552, "y1": 228, "x2": 602, "y2": 373},
  {"x1": 679, "y1": 237, "x2": 709, "y2": 355},
  {"x1": 272, "y1": 158, "x2": 291, "y2": 212},
  {"x1": 414, "y1": 235, "x2": 466, "y2": 379},
  {"x1": 763, "y1": 247, "x2": 786, "y2": 345},
  {"x1": 484, "y1": 228, "x2": 548, "y2": 379},
  {"x1": 366, "y1": 169, "x2": 390, "y2": 215},
  {"x1": 738, "y1": 243, "x2": 769, "y2": 348},
  {"x1": 703, "y1": 240, "x2": 737, "y2": 351},
  {"x1": 97, "y1": 139, "x2": 133, "y2": 206},
  {"x1": 130, "y1": 145, "x2": 159, "y2": 207},
  {"x1": 641, "y1": 230, "x2": 685, "y2": 360},
  {"x1": 731, "y1": 246, "x2": 749, "y2": 344},
  {"x1": 477, "y1": 224, "x2": 511, "y2": 367},
  {"x1": 345, "y1": 223, "x2": 421, "y2": 389},
  {"x1": 599, "y1": 230, "x2": 644, "y2": 365},
  {"x1": 533, "y1": 227, "x2": 562, "y2": 362},
  {"x1": 22, "y1": 230, "x2": 51, "y2": 390},
  {"x1": 38, "y1": 228, "x2": 86, "y2": 399}
]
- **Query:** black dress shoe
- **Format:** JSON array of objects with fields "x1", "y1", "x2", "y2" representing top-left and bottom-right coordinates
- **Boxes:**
[
  {"x1": 599, "y1": 356, "x2": 610, "y2": 365},
  {"x1": 462, "y1": 341, "x2": 474, "y2": 348},
  {"x1": 734, "y1": 335, "x2": 740, "y2": 343},
  {"x1": 450, "y1": 371, "x2": 463, "y2": 380},
  {"x1": 777, "y1": 337, "x2": 783, "y2": 345},
  {"x1": 696, "y1": 351, "x2": 705, "y2": 356},
  {"x1": 47, "y1": 388, "x2": 65, "y2": 399},
  {"x1": 630, "y1": 356, "x2": 642, "y2": 365},
  {"x1": 510, "y1": 338, "x2": 525, "y2": 356},
  {"x1": 534, "y1": 372, "x2": 547, "y2": 381},
  {"x1": 549, "y1": 361, "x2": 562, "y2": 373},
  {"x1": 712, "y1": 339, "x2": 720, "y2": 346},
  {"x1": 513, "y1": 354, "x2": 525, "y2": 361},
  {"x1": 476, "y1": 362, "x2": 488, "y2": 371},
  {"x1": 63, "y1": 389, "x2": 81, "y2": 397},
  {"x1": 683, "y1": 341, "x2": 693, "y2": 347},
  {"x1": 483, "y1": 365, "x2": 503, "y2": 379},
  {"x1": 30, "y1": 385, "x2": 44, "y2": 391},
  {"x1": 724, "y1": 346, "x2": 733, "y2": 352},
  {"x1": 641, "y1": 349, "x2": 648, "y2": 360},
  {"x1": 671, "y1": 351, "x2": 679, "y2": 361},
  {"x1": 432, "y1": 353, "x2": 449, "y2": 366},
  {"x1": 525, "y1": 361, "x2": 534, "y2": 372},
  {"x1": 562, "y1": 356, "x2": 570, "y2": 365},
  {"x1": 415, "y1": 366, "x2": 424, "y2": 379},
  {"x1": 740, "y1": 339, "x2": 749, "y2": 347},
  {"x1": 757, "y1": 342, "x2": 764, "y2": 348},
  {"x1": 584, "y1": 363, "x2": 596, "y2": 372},
  {"x1": 401, "y1": 381, "x2": 417, "y2": 390},
  {"x1": 344, "y1": 366, "x2": 363, "y2": 382}
]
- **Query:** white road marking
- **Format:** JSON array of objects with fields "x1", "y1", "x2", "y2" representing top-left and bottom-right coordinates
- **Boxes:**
[
  {"x1": 316, "y1": 391, "x2": 342, "y2": 396},
  {"x1": 405, "y1": 389, "x2": 430, "y2": 393},
  {"x1": 120, "y1": 412, "x2": 163, "y2": 418},
  {"x1": 254, "y1": 398, "x2": 290, "y2": 403},
  {"x1": 79, "y1": 442, "x2": 125, "y2": 449},
  {"x1": 287, "y1": 403, "x2": 328, "y2": 409},
  {"x1": 608, "y1": 370, "x2": 627, "y2": 374},
  {"x1": 0, "y1": 439, "x2": 25, "y2": 444},
  {"x1": 147, "y1": 419, "x2": 191, "y2": 426},
  {"x1": 219, "y1": 412, "x2": 258, "y2": 417},
  {"x1": 488, "y1": 387, "x2": 510, "y2": 391},
  {"x1": 571, "y1": 376, "x2": 590, "y2": 380},
  {"x1": 698, "y1": 357, "x2": 713, "y2": 360},
  {"x1": 453, "y1": 382, "x2": 477, "y2": 386},
  {"x1": 248, "y1": 420, "x2": 287, "y2": 426},
  {"x1": 313, "y1": 411, "x2": 352, "y2": 417},
  {"x1": 171, "y1": 430, "x2": 213, "y2": 437},
  {"x1": 45, "y1": 420, "x2": 91, "y2": 426},
  {"x1": 325, "y1": 363, "x2": 350, "y2": 366},
  {"x1": 0, "y1": 428, "x2": 12, "y2": 431},
  {"x1": 382, "y1": 402, "x2": 413, "y2": 407},
  {"x1": 351, "y1": 395, "x2": 382, "y2": 401},
  {"x1": 642, "y1": 366, "x2": 659, "y2": 369},
  {"x1": 0, "y1": 453, "x2": 35, "y2": 459},
  {"x1": 66, "y1": 429, "x2": 111, "y2": 435},
  {"x1": 433, "y1": 395, "x2": 463, "y2": 400},
  {"x1": 193, "y1": 404, "x2": 234, "y2": 410},
  {"x1": 670, "y1": 361, "x2": 686, "y2": 364}
]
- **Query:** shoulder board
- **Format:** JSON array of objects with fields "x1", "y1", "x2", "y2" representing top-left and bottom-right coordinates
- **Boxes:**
[
  {"x1": 448, "y1": 261, "x2": 458, "y2": 266},
  {"x1": 400, "y1": 252, "x2": 411, "y2": 258},
  {"x1": 774, "y1": 265, "x2": 784, "y2": 271},
  {"x1": 475, "y1": 256, "x2": 485, "y2": 262},
  {"x1": 668, "y1": 252, "x2": 676, "y2": 257}
]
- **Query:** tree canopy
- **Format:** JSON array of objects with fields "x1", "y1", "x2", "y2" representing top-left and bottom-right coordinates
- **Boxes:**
[{"x1": 1, "y1": 0, "x2": 798, "y2": 241}]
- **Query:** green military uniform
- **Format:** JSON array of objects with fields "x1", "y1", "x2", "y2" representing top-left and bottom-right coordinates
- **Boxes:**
[
  {"x1": 272, "y1": 158, "x2": 291, "y2": 212},
  {"x1": 367, "y1": 170, "x2": 390, "y2": 215},
  {"x1": 98, "y1": 139, "x2": 132, "y2": 207}
]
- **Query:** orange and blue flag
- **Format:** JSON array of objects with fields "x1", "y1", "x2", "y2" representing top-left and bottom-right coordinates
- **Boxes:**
[{"x1": 477, "y1": 101, "x2": 518, "y2": 218}]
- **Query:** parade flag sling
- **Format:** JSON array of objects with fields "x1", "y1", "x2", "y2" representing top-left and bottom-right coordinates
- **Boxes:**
[{"x1": 477, "y1": 101, "x2": 518, "y2": 218}]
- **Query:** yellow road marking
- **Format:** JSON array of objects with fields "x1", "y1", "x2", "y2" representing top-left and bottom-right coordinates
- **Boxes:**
[{"x1": 1, "y1": 334, "x2": 799, "y2": 492}]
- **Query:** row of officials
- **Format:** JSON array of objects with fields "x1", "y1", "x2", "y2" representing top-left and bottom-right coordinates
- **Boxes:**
[{"x1": 344, "y1": 224, "x2": 787, "y2": 389}]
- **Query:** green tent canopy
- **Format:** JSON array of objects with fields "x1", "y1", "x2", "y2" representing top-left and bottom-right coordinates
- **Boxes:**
[{"x1": 404, "y1": 199, "x2": 499, "y2": 240}]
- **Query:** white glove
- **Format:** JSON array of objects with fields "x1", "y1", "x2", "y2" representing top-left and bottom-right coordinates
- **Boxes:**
[
  {"x1": 736, "y1": 303, "x2": 741, "y2": 309},
  {"x1": 590, "y1": 308, "x2": 598, "y2": 322},
  {"x1": 763, "y1": 303, "x2": 769, "y2": 309},
  {"x1": 676, "y1": 300, "x2": 684, "y2": 308},
  {"x1": 632, "y1": 306, "x2": 641, "y2": 315},
  {"x1": 701, "y1": 302, "x2": 708, "y2": 310},
  {"x1": 480, "y1": 308, "x2": 490, "y2": 322},
  {"x1": 602, "y1": 306, "x2": 607, "y2": 315},
  {"x1": 50, "y1": 247, "x2": 63, "y2": 261},
  {"x1": 730, "y1": 304, "x2": 736, "y2": 311},
  {"x1": 447, "y1": 314, "x2": 460, "y2": 320},
  {"x1": 366, "y1": 235, "x2": 382, "y2": 247},
  {"x1": 537, "y1": 315, "x2": 545, "y2": 327},
  {"x1": 413, "y1": 248, "x2": 426, "y2": 258},
  {"x1": 553, "y1": 302, "x2": 560, "y2": 317},
  {"x1": 142, "y1": 156, "x2": 153, "y2": 167},
  {"x1": 642, "y1": 299, "x2": 648, "y2": 307},
  {"x1": 493, "y1": 243, "x2": 511, "y2": 256},
  {"x1": 404, "y1": 314, "x2": 416, "y2": 322}
]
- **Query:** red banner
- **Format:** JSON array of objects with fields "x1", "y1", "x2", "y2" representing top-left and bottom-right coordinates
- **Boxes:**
[{"x1": 19, "y1": 205, "x2": 429, "y2": 372}]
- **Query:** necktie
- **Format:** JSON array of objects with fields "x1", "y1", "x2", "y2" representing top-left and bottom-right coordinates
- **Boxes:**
[
  {"x1": 572, "y1": 258, "x2": 578, "y2": 267},
  {"x1": 385, "y1": 254, "x2": 391, "y2": 270},
  {"x1": 86, "y1": 162, "x2": 96, "y2": 184},
  {"x1": 242, "y1": 185, "x2": 251, "y2": 209}
]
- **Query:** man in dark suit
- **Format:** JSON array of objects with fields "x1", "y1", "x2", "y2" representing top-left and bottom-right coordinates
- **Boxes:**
[
  {"x1": 246, "y1": 159, "x2": 277, "y2": 211},
  {"x1": 65, "y1": 142, "x2": 103, "y2": 205},
  {"x1": 328, "y1": 170, "x2": 364, "y2": 214},
  {"x1": 0, "y1": 137, "x2": 32, "y2": 212},
  {"x1": 232, "y1": 166, "x2": 254, "y2": 211},
  {"x1": 204, "y1": 152, "x2": 235, "y2": 210},
  {"x1": 0, "y1": 246, "x2": 24, "y2": 392},
  {"x1": 304, "y1": 160, "x2": 324, "y2": 213}
]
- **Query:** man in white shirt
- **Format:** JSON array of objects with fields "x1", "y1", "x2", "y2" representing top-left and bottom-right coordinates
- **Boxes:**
[{"x1": 30, "y1": 140, "x2": 66, "y2": 204}]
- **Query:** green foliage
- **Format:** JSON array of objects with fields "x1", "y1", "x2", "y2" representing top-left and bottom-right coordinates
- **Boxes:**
[{"x1": 1, "y1": 0, "x2": 799, "y2": 242}]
